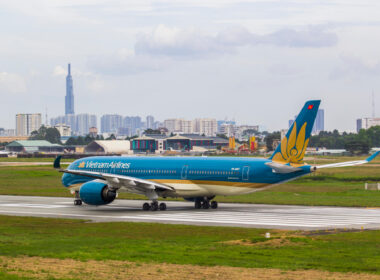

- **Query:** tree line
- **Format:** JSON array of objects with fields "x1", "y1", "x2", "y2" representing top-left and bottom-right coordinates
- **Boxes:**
[{"x1": 264, "y1": 126, "x2": 380, "y2": 155}]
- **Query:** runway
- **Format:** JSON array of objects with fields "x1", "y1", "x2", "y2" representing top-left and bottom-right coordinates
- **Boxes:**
[{"x1": 0, "y1": 195, "x2": 379, "y2": 230}]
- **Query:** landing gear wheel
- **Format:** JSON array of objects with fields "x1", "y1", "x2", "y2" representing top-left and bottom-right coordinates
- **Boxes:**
[
  {"x1": 159, "y1": 203, "x2": 167, "y2": 211},
  {"x1": 151, "y1": 201, "x2": 159, "y2": 211},
  {"x1": 194, "y1": 201, "x2": 202, "y2": 209},
  {"x1": 211, "y1": 201, "x2": 218, "y2": 209},
  {"x1": 143, "y1": 202, "x2": 151, "y2": 211},
  {"x1": 74, "y1": 200, "x2": 82, "y2": 206},
  {"x1": 202, "y1": 200, "x2": 210, "y2": 209}
]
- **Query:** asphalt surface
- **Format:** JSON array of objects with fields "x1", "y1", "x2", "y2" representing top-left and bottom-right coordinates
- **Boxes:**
[{"x1": 0, "y1": 195, "x2": 379, "y2": 230}]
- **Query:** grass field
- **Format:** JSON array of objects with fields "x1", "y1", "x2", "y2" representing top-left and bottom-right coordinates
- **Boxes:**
[
  {"x1": 1, "y1": 159, "x2": 380, "y2": 206},
  {"x1": 0, "y1": 215, "x2": 379, "y2": 279}
]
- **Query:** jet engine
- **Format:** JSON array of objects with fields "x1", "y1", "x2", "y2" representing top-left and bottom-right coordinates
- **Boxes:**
[{"x1": 79, "y1": 180, "x2": 116, "y2": 205}]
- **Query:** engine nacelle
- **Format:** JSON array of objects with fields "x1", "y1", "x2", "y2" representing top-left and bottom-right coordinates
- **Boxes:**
[{"x1": 79, "y1": 180, "x2": 116, "y2": 206}]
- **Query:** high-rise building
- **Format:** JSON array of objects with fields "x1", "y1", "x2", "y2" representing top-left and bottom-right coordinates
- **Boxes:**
[
  {"x1": 76, "y1": 114, "x2": 97, "y2": 135},
  {"x1": 101, "y1": 114, "x2": 123, "y2": 134},
  {"x1": 54, "y1": 124, "x2": 71, "y2": 137},
  {"x1": 65, "y1": 63, "x2": 74, "y2": 115},
  {"x1": 164, "y1": 119, "x2": 182, "y2": 132},
  {"x1": 193, "y1": 118, "x2": 217, "y2": 136},
  {"x1": 123, "y1": 116, "x2": 142, "y2": 136},
  {"x1": 16, "y1": 114, "x2": 42, "y2": 136},
  {"x1": 146, "y1": 115, "x2": 154, "y2": 129},
  {"x1": 312, "y1": 109, "x2": 324, "y2": 134},
  {"x1": 356, "y1": 117, "x2": 380, "y2": 132}
]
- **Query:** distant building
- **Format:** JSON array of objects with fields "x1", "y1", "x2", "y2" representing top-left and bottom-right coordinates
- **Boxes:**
[
  {"x1": 54, "y1": 124, "x2": 71, "y2": 137},
  {"x1": 65, "y1": 63, "x2": 74, "y2": 115},
  {"x1": 89, "y1": 127, "x2": 98, "y2": 138},
  {"x1": 312, "y1": 109, "x2": 325, "y2": 134},
  {"x1": 16, "y1": 113, "x2": 42, "y2": 136},
  {"x1": 217, "y1": 120, "x2": 236, "y2": 132},
  {"x1": 51, "y1": 114, "x2": 97, "y2": 136},
  {"x1": 85, "y1": 140, "x2": 131, "y2": 154},
  {"x1": 76, "y1": 114, "x2": 97, "y2": 135},
  {"x1": 123, "y1": 116, "x2": 142, "y2": 136},
  {"x1": 6, "y1": 140, "x2": 64, "y2": 153},
  {"x1": 101, "y1": 114, "x2": 123, "y2": 134},
  {"x1": 193, "y1": 118, "x2": 217, "y2": 136},
  {"x1": 219, "y1": 123, "x2": 236, "y2": 137},
  {"x1": 357, "y1": 117, "x2": 380, "y2": 132},
  {"x1": 0, "y1": 128, "x2": 4, "y2": 136},
  {"x1": 146, "y1": 115, "x2": 154, "y2": 129},
  {"x1": 163, "y1": 119, "x2": 183, "y2": 133}
]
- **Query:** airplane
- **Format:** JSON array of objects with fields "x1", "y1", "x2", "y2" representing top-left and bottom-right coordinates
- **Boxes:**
[{"x1": 56, "y1": 100, "x2": 380, "y2": 211}]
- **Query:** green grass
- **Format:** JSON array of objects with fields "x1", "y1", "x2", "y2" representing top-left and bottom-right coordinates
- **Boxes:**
[
  {"x1": 0, "y1": 163, "x2": 380, "y2": 206},
  {"x1": 0, "y1": 216, "x2": 379, "y2": 274},
  {"x1": 0, "y1": 157, "x2": 75, "y2": 162}
]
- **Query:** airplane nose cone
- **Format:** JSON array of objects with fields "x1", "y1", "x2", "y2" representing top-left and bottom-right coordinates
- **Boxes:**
[{"x1": 61, "y1": 172, "x2": 72, "y2": 187}]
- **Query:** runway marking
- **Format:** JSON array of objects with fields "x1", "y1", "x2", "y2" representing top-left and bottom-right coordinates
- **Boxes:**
[{"x1": 0, "y1": 198, "x2": 379, "y2": 229}]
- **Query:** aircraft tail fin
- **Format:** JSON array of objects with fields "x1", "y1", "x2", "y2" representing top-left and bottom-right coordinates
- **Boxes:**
[{"x1": 270, "y1": 100, "x2": 321, "y2": 165}]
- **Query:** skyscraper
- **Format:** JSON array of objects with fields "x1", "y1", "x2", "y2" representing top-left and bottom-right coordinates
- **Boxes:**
[
  {"x1": 146, "y1": 115, "x2": 154, "y2": 129},
  {"x1": 312, "y1": 109, "x2": 325, "y2": 134},
  {"x1": 65, "y1": 63, "x2": 74, "y2": 115}
]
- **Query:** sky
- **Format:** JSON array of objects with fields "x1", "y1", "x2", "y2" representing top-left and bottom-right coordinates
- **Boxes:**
[{"x1": 1, "y1": 0, "x2": 380, "y2": 132}]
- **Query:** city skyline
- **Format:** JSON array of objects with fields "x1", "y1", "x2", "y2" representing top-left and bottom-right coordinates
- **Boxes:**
[{"x1": 1, "y1": 1, "x2": 380, "y2": 132}]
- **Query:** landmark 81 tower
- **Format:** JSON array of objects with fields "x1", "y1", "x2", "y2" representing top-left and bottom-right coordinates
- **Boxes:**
[{"x1": 65, "y1": 63, "x2": 74, "y2": 115}]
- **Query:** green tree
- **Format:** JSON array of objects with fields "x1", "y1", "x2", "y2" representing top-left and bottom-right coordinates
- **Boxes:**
[
  {"x1": 344, "y1": 140, "x2": 370, "y2": 155},
  {"x1": 29, "y1": 125, "x2": 61, "y2": 144},
  {"x1": 65, "y1": 137, "x2": 77, "y2": 146},
  {"x1": 144, "y1": 129, "x2": 162, "y2": 135},
  {"x1": 265, "y1": 131, "x2": 280, "y2": 152}
]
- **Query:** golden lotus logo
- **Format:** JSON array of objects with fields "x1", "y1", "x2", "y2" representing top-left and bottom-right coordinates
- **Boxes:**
[
  {"x1": 78, "y1": 162, "x2": 85, "y2": 168},
  {"x1": 272, "y1": 121, "x2": 308, "y2": 165}
]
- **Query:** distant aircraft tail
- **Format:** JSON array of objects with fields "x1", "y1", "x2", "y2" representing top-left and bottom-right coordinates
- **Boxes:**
[{"x1": 270, "y1": 100, "x2": 321, "y2": 165}]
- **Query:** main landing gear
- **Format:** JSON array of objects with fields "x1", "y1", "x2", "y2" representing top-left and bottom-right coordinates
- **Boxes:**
[
  {"x1": 74, "y1": 191, "x2": 82, "y2": 206},
  {"x1": 194, "y1": 198, "x2": 218, "y2": 209},
  {"x1": 142, "y1": 201, "x2": 167, "y2": 211}
]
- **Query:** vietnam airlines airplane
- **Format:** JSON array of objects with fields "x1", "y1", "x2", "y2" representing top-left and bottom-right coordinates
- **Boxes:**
[{"x1": 56, "y1": 100, "x2": 380, "y2": 211}]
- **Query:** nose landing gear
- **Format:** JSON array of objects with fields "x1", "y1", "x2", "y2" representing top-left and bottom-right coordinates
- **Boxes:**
[{"x1": 73, "y1": 191, "x2": 82, "y2": 206}]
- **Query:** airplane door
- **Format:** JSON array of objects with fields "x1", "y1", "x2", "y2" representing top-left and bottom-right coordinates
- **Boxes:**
[
  {"x1": 242, "y1": 166, "x2": 250, "y2": 181},
  {"x1": 181, "y1": 165, "x2": 189, "y2": 179}
]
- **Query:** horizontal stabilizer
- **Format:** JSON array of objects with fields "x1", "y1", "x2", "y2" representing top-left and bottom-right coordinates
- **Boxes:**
[
  {"x1": 265, "y1": 161, "x2": 302, "y2": 173},
  {"x1": 316, "y1": 151, "x2": 380, "y2": 169}
]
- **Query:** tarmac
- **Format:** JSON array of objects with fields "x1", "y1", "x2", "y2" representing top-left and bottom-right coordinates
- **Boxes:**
[{"x1": 0, "y1": 195, "x2": 379, "y2": 230}]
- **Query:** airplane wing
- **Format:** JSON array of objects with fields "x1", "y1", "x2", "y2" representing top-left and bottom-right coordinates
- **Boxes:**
[
  {"x1": 316, "y1": 151, "x2": 380, "y2": 169},
  {"x1": 60, "y1": 169, "x2": 175, "y2": 194}
]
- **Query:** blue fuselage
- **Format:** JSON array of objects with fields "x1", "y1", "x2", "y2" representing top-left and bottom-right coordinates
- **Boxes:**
[{"x1": 62, "y1": 156, "x2": 311, "y2": 197}]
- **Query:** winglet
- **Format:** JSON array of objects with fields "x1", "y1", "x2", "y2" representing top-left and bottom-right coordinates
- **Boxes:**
[
  {"x1": 54, "y1": 155, "x2": 62, "y2": 169},
  {"x1": 366, "y1": 151, "x2": 380, "y2": 162}
]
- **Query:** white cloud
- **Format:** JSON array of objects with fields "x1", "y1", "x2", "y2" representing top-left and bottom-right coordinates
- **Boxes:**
[
  {"x1": 135, "y1": 25, "x2": 338, "y2": 58},
  {"x1": 52, "y1": 65, "x2": 94, "y2": 77},
  {"x1": 0, "y1": 72, "x2": 27, "y2": 94},
  {"x1": 330, "y1": 55, "x2": 380, "y2": 80}
]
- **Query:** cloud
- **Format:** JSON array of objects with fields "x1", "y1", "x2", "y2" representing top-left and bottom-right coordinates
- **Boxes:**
[
  {"x1": 0, "y1": 72, "x2": 27, "y2": 94},
  {"x1": 87, "y1": 49, "x2": 165, "y2": 75},
  {"x1": 135, "y1": 25, "x2": 338, "y2": 58},
  {"x1": 135, "y1": 25, "x2": 234, "y2": 58},
  {"x1": 52, "y1": 65, "x2": 94, "y2": 77},
  {"x1": 329, "y1": 55, "x2": 380, "y2": 80}
]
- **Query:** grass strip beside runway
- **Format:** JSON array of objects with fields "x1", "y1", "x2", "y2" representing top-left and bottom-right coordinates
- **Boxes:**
[{"x1": 0, "y1": 215, "x2": 379, "y2": 276}]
